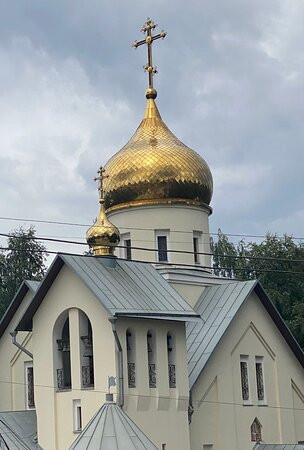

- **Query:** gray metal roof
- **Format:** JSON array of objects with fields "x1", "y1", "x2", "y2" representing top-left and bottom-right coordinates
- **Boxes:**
[
  {"x1": 0, "y1": 280, "x2": 40, "y2": 338},
  {"x1": 0, "y1": 410, "x2": 38, "y2": 449},
  {"x1": 187, "y1": 279, "x2": 304, "y2": 389},
  {"x1": 187, "y1": 280, "x2": 258, "y2": 388},
  {"x1": 17, "y1": 254, "x2": 198, "y2": 331},
  {"x1": 253, "y1": 445, "x2": 304, "y2": 449},
  {"x1": 69, "y1": 402, "x2": 158, "y2": 450},
  {"x1": 25, "y1": 280, "x2": 40, "y2": 293}
]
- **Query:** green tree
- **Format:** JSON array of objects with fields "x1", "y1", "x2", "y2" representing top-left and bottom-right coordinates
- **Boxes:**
[
  {"x1": 211, "y1": 230, "x2": 304, "y2": 349},
  {"x1": 0, "y1": 226, "x2": 47, "y2": 318}
]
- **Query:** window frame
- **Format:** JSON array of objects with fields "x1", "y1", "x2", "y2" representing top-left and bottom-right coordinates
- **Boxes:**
[
  {"x1": 24, "y1": 361, "x2": 35, "y2": 410},
  {"x1": 155, "y1": 230, "x2": 170, "y2": 263},
  {"x1": 73, "y1": 399, "x2": 82, "y2": 433},
  {"x1": 121, "y1": 233, "x2": 132, "y2": 260},
  {"x1": 255, "y1": 356, "x2": 267, "y2": 405},
  {"x1": 193, "y1": 231, "x2": 201, "y2": 264},
  {"x1": 240, "y1": 355, "x2": 252, "y2": 405}
]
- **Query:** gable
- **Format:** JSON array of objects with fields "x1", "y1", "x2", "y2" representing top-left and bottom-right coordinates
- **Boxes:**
[{"x1": 187, "y1": 280, "x2": 304, "y2": 389}]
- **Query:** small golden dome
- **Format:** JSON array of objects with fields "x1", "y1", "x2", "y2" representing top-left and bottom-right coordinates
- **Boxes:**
[
  {"x1": 86, "y1": 167, "x2": 120, "y2": 256},
  {"x1": 86, "y1": 200, "x2": 120, "y2": 256},
  {"x1": 104, "y1": 97, "x2": 213, "y2": 212}
]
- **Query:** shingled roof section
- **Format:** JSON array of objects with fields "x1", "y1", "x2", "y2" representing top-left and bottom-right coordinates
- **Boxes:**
[
  {"x1": 187, "y1": 280, "x2": 304, "y2": 389},
  {"x1": 69, "y1": 401, "x2": 158, "y2": 450},
  {"x1": 17, "y1": 254, "x2": 199, "y2": 332}
]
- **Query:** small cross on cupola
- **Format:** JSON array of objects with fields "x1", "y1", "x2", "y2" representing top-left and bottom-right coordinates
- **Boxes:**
[
  {"x1": 94, "y1": 166, "x2": 108, "y2": 206},
  {"x1": 133, "y1": 18, "x2": 167, "y2": 99}
]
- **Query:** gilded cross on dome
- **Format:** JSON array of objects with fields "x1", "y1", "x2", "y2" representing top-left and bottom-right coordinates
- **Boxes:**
[
  {"x1": 133, "y1": 18, "x2": 166, "y2": 99},
  {"x1": 94, "y1": 166, "x2": 108, "y2": 204}
]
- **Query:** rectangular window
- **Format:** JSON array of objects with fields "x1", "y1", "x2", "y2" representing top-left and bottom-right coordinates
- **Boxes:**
[
  {"x1": 157, "y1": 235, "x2": 168, "y2": 262},
  {"x1": 255, "y1": 356, "x2": 266, "y2": 403},
  {"x1": 240, "y1": 356, "x2": 250, "y2": 403},
  {"x1": 124, "y1": 239, "x2": 132, "y2": 260},
  {"x1": 203, "y1": 446, "x2": 213, "y2": 450},
  {"x1": 161, "y1": 445, "x2": 166, "y2": 450},
  {"x1": 120, "y1": 233, "x2": 132, "y2": 260},
  {"x1": 193, "y1": 236, "x2": 199, "y2": 263},
  {"x1": 73, "y1": 399, "x2": 82, "y2": 432},
  {"x1": 25, "y1": 362, "x2": 35, "y2": 409}
]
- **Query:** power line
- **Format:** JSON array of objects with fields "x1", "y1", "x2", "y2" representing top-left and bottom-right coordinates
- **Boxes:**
[
  {"x1": 1, "y1": 231, "x2": 304, "y2": 265},
  {"x1": 0, "y1": 378, "x2": 303, "y2": 412},
  {"x1": 0, "y1": 247, "x2": 303, "y2": 276},
  {"x1": 0, "y1": 215, "x2": 303, "y2": 241}
]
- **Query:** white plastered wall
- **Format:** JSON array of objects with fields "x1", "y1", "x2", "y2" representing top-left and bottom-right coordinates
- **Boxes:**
[
  {"x1": 189, "y1": 292, "x2": 304, "y2": 450},
  {"x1": 32, "y1": 265, "x2": 116, "y2": 450},
  {"x1": 109, "y1": 204, "x2": 212, "y2": 268},
  {"x1": 32, "y1": 264, "x2": 191, "y2": 450},
  {"x1": 116, "y1": 317, "x2": 191, "y2": 450},
  {"x1": 0, "y1": 289, "x2": 34, "y2": 412}
]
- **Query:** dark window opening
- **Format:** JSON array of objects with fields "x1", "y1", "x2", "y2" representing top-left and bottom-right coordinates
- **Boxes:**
[
  {"x1": 56, "y1": 318, "x2": 72, "y2": 389},
  {"x1": 26, "y1": 366, "x2": 35, "y2": 408},
  {"x1": 157, "y1": 236, "x2": 168, "y2": 262},
  {"x1": 124, "y1": 239, "x2": 132, "y2": 260},
  {"x1": 193, "y1": 236, "x2": 199, "y2": 263}
]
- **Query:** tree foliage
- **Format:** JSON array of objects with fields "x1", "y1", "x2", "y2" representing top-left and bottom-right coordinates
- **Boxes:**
[
  {"x1": 0, "y1": 226, "x2": 47, "y2": 318},
  {"x1": 211, "y1": 230, "x2": 304, "y2": 349}
]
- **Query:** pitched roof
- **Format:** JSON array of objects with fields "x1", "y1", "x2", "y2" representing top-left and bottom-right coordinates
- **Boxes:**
[
  {"x1": 187, "y1": 280, "x2": 304, "y2": 389},
  {"x1": 69, "y1": 402, "x2": 158, "y2": 450},
  {"x1": 253, "y1": 445, "x2": 304, "y2": 449},
  {"x1": 0, "y1": 280, "x2": 40, "y2": 338},
  {"x1": 17, "y1": 254, "x2": 199, "y2": 331},
  {"x1": 0, "y1": 410, "x2": 39, "y2": 449}
]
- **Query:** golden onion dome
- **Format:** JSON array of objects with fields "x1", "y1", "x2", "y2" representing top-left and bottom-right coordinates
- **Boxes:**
[
  {"x1": 104, "y1": 93, "x2": 213, "y2": 212},
  {"x1": 86, "y1": 200, "x2": 120, "y2": 256},
  {"x1": 86, "y1": 166, "x2": 120, "y2": 256}
]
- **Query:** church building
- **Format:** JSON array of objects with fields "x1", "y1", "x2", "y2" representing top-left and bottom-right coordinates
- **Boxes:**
[{"x1": 0, "y1": 19, "x2": 303, "y2": 450}]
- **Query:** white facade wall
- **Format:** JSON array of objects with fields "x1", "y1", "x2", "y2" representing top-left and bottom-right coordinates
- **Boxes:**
[
  {"x1": 189, "y1": 292, "x2": 304, "y2": 450},
  {"x1": 0, "y1": 289, "x2": 34, "y2": 412},
  {"x1": 108, "y1": 204, "x2": 212, "y2": 268},
  {"x1": 32, "y1": 265, "x2": 191, "y2": 450}
]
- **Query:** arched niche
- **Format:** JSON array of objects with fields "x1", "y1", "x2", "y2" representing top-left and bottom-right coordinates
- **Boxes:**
[
  {"x1": 79, "y1": 310, "x2": 95, "y2": 388},
  {"x1": 251, "y1": 417, "x2": 262, "y2": 442},
  {"x1": 53, "y1": 310, "x2": 71, "y2": 390}
]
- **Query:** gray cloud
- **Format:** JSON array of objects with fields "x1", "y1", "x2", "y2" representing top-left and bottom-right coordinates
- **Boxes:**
[{"x1": 1, "y1": 0, "x2": 304, "y2": 258}]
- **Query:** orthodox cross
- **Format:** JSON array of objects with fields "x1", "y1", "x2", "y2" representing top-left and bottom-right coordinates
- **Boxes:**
[
  {"x1": 94, "y1": 166, "x2": 108, "y2": 204},
  {"x1": 133, "y1": 18, "x2": 167, "y2": 90}
]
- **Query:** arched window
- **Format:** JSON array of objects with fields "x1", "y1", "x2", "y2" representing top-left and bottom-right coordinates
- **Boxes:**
[
  {"x1": 147, "y1": 330, "x2": 156, "y2": 388},
  {"x1": 55, "y1": 316, "x2": 72, "y2": 390},
  {"x1": 167, "y1": 333, "x2": 176, "y2": 388},
  {"x1": 126, "y1": 329, "x2": 136, "y2": 388},
  {"x1": 251, "y1": 418, "x2": 262, "y2": 442},
  {"x1": 79, "y1": 312, "x2": 95, "y2": 388}
]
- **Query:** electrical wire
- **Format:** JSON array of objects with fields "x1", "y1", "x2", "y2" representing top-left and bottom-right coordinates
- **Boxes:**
[
  {"x1": 0, "y1": 215, "x2": 303, "y2": 240},
  {"x1": 0, "y1": 378, "x2": 302, "y2": 412},
  {"x1": 1, "y1": 232, "x2": 304, "y2": 265},
  {"x1": 0, "y1": 247, "x2": 303, "y2": 276}
]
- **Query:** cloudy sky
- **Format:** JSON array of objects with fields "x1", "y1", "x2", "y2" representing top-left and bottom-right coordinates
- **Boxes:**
[{"x1": 1, "y1": 0, "x2": 304, "y2": 260}]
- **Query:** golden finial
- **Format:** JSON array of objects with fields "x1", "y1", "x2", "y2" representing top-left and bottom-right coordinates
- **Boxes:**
[
  {"x1": 132, "y1": 18, "x2": 167, "y2": 99},
  {"x1": 86, "y1": 166, "x2": 120, "y2": 256}
]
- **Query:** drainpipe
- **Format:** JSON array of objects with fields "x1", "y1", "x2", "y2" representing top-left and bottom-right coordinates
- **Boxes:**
[
  {"x1": 108, "y1": 317, "x2": 124, "y2": 408},
  {"x1": 10, "y1": 330, "x2": 33, "y2": 359}
]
